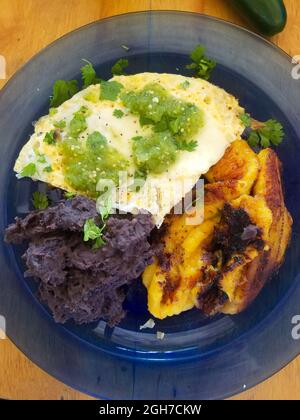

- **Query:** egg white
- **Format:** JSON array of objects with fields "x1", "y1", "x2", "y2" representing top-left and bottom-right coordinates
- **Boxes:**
[{"x1": 15, "y1": 73, "x2": 245, "y2": 226}]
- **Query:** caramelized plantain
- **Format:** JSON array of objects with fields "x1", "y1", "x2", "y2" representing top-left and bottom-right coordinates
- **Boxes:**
[{"x1": 143, "y1": 141, "x2": 292, "y2": 319}]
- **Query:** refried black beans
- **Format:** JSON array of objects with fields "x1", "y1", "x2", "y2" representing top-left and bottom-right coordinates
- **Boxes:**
[{"x1": 5, "y1": 196, "x2": 155, "y2": 326}]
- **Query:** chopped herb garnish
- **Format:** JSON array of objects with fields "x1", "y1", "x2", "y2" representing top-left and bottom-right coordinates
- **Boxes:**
[
  {"x1": 99, "y1": 197, "x2": 112, "y2": 222},
  {"x1": 49, "y1": 108, "x2": 58, "y2": 116},
  {"x1": 43, "y1": 130, "x2": 56, "y2": 145},
  {"x1": 32, "y1": 191, "x2": 49, "y2": 210},
  {"x1": 176, "y1": 139, "x2": 198, "y2": 152},
  {"x1": 180, "y1": 80, "x2": 190, "y2": 89},
  {"x1": 36, "y1": 152, "x2": 47, "y2": 164},
  {"x1": 112, "y1": 58, "x2": 129, "y2": 76},
  {"x1": 69, "y1": 107, "x2": 89, "y2": 138},
  {"x1": 20, "y1": 163, "x2": 37, "y2": 178},
  {"x1": 113, "y1": 109, "x2": 125, "y2": 119},
  {"x1": 43, "y1": 166, "x2": 53, "y2": 173},
  {"x1": 54, "y1": 120, "x2": 66, "y2": 129},
  {"x1": 65, "y1": 191, "x2": 76, "y2": 199},
  {"x1": 81, "y1": 60, "x2": 101, "y2": 88},
  {"x1": 83, "y1": 218, "x2": 106, "y2": 249},
  {"x1": 50, "y1": 80, "x2": 79, "y2": 108},
  {"x1": 240, "y1": 113, "x2": 252, "y2": 127},
  {"x1": 186, "y1": 45, "x2": 216, "y2": 80},
  {"x1": 139, "y1": 115, "x2": 153, "y2": 127},
  {"x1": 86, "y1": 131, "x2": 107, "y2": 150},
  {"x1": 132, "y1": 136, "x2": 144, "y2": 142},
  {"x1": 100, "y1": 80, "x2": 124, "y2": 101},
  {"x1": 240, "y1": 112, "x2": 285, "y2": 149},
  {"x1": 248, "y1": 119, "x2": 285, "y2": 148}
]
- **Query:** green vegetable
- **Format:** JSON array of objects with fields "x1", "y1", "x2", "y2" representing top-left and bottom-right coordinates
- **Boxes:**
[
  {"x1": 20, "y1": 163, "x2": 37, "y2": 178},
  {"x1": 86, "y1": 131, "x2": 107, "y2": 150},
  {"x1": 32, "y1": 191, "x2": 49, "y2": 210},
  {"x1": 186, "y1": 45, "x2": 216, "y2": 80},
  {"x1": 111, "y1": 58, "x2": 129, "y2": 76},
  {"x1": 49, "y1": 108, "x2": 58, "y2": 116},
  {"x1": 81, "y1": 60, "x2": 101, "y2": 88},
  {"x1": 83, "y1": 218, "x2": 106, "y2": 249},
  {"x1": 53, "y1": 120, "x2": 66, "y2": 129},
  {"x1": 50, "y1": 80, "x2": 79, "y2": 108},
  {"x1": 180, "y1": 80, "x2": 191, "y2": 89},
  {"x1": 64, "y1": 191, "x2": 76, "y2": 199},
  {"x1": 98, "y1": 196, "x2": 112, "y2": 223},
  {"x1": 43, "y1": 166, "x2": 53, "y2": 173},
  {"x1": 43, "y1": 130, "x2": 56, "y2": 145},
  {"x1": 240, "y1": 113, "x2": 252, "y2": 127},
  {"x1": 113, "y1": 109, "x2": 125, "y2": 119},
  {"x1": 248, "y1": 119, "x2": 284, "y2": 148},
  {"x1": 122, "y1": 83, "x2": 203, "y2": 140},
  {"x1": 121, "y1": 83, "x2": 204, "y2": 174},
  {"x1": 35, "y1": 152, "x2": 47, "y2": 164},
  {"x1": 240, "y1": 112, "x2": 285, "y2": 148},
  {"x1": 100, "y1": 80, "x2": 124, "y2": 101},
  {"x1": 176, "y1": 139, "x2": 198, "y2": 152},
  {"x1": 132, "y1": 132, "x2": 178, "y2": 175},
  {"x1": 69, "y1": 106, "x2": 89, "y2": 138},
  {"x1": 229, "y1": 0, "x2": 287, "y2": 36},
  {"x1": 59, "y1": 132, "x2": 128, "y2": 197}
]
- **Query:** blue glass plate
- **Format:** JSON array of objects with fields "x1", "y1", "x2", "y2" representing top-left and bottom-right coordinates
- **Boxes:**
[{"x1": 0, "y1": 12, "x2": 300, "y2": 400}]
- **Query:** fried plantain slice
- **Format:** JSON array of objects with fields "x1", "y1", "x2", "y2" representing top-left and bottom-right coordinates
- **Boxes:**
[
  {"x1": 143, "y1": 141, "x2": 292, "y2": 320},
  {"x1": 220, "y1": 149, "x2": 292, "y2": 314}
]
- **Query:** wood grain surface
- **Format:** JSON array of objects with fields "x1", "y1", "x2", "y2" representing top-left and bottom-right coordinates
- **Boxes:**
[{"x1": 0, "y1": 0, "x2": 299, "y2": 400}]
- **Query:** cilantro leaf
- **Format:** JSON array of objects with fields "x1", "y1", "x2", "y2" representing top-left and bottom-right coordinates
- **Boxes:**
[
  {"x1": 180, "y1": 80, "x2": 190, "y2": 89},
  {"x1": 83, "y1": 218, "x2": 106, "y2": 249},
  {"x1": 50, "y1": 80, "x2": 79, "y2": 108},
  {"x1": 35, "y1": 152, "x2": 47, "y2": 164},
  {"x1": 100, "y1": 80, "x2": 124, "y2": 101},
  {"x1": 53, "y1": 120, "x2": 66, "y2": 129},
  {"x1": 32, "y1": 191, "x2": 49, "y2": 210},
  {"x1": 247, "y1": 119, "x2": 284, "y2": 149},
  {"x1": 43, "y1": 130, "x2": 56, "y2": 145},
  {"x1": 262, "y1": 119, "x2": 284, "y2": 146},
  {"x1": 247, "y1": 131, "x2": 260, "y2": 147},
  {"x1": 69, "y1": 107, "x2": 89, "y2": 138},
  {"x1": 20, "y1": 163, "x2": 37, "y2": 178},
  {"x1": 49, "y1": 108, "x2": 58, "y2": 116},
  {"x1": 111, "y1": 58, "x2": 129, "y2": 76},
  {"x1": 240, "y1": 113, "x2": 251, "y2": 127},
  {"x1": 43, "y1": 166, "x2": 53, "y2": 173},
  {"x1": 186, "y1": 45, "x2": 216, "y2": 80},
  {"x1": 176, "y1": 140, "x2": 198, "y2": 152},
  {"x1": 65, "y1": 191, "x2": 76, "y2": 199},
  {"x1": 99, "y1": 197, "x2": 112, "y2": 222},
  {"x1": 86, "y1": 131, "x2": 107, "y2": 150},
  {"x1": 81, "y1": 61, "x2": 101, "y2": 88},
  {"x1": 113, "y1": 109, "x2": 125, "y2": 119}
]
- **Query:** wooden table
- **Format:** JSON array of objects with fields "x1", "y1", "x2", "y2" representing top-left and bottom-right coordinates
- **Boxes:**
[{"x1": 0, "y1": 0, "x2": 299, "y2": 400}]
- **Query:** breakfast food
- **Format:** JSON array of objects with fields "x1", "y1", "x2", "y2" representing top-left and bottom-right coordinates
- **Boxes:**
[
  {"x1": 5, "y1": 196, "x2": 155, "y2": 325},
  {"x1": 14, "y1": 73, "x2": 244, "y2": 226},
  {"x1": 5, "y1": 50, "x2": 292, "y2": 327},
  {"x1": 143, "y1": 140, "x2": 292, "y2": 319}
]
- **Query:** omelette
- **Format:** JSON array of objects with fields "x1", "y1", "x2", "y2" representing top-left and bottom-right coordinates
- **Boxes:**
[{"x1": 15, "y1": 73, "x2": 245, "y2": 226}]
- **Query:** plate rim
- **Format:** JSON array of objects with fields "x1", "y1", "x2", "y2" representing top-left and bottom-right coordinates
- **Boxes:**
[{"x1": 1, "y1": 10, "x2": 299, "y2": 400}]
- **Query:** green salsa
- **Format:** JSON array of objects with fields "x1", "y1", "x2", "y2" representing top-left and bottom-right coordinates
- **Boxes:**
[
  {"x1": 59, "y1": 82, "x2": 205, "y2": 194},
  {"x1": 132, "y1": 132, "x2": 177, "y2": 175},
  {"x1": 121, "y1": 83, "x2": 204, "y2": 174},
  {"x1": 59, "y1": 131, "x2": 128, "y2": 197}
]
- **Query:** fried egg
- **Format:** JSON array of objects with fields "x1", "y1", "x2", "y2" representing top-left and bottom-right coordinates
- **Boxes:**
[{"x1": 14, "y1": 73, "x2": 244, "y2": 226}]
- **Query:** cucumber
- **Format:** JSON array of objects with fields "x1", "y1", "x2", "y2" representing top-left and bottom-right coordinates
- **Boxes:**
[{"x1": 229, "y1": 0, "x2": 287, "y2": 36}]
